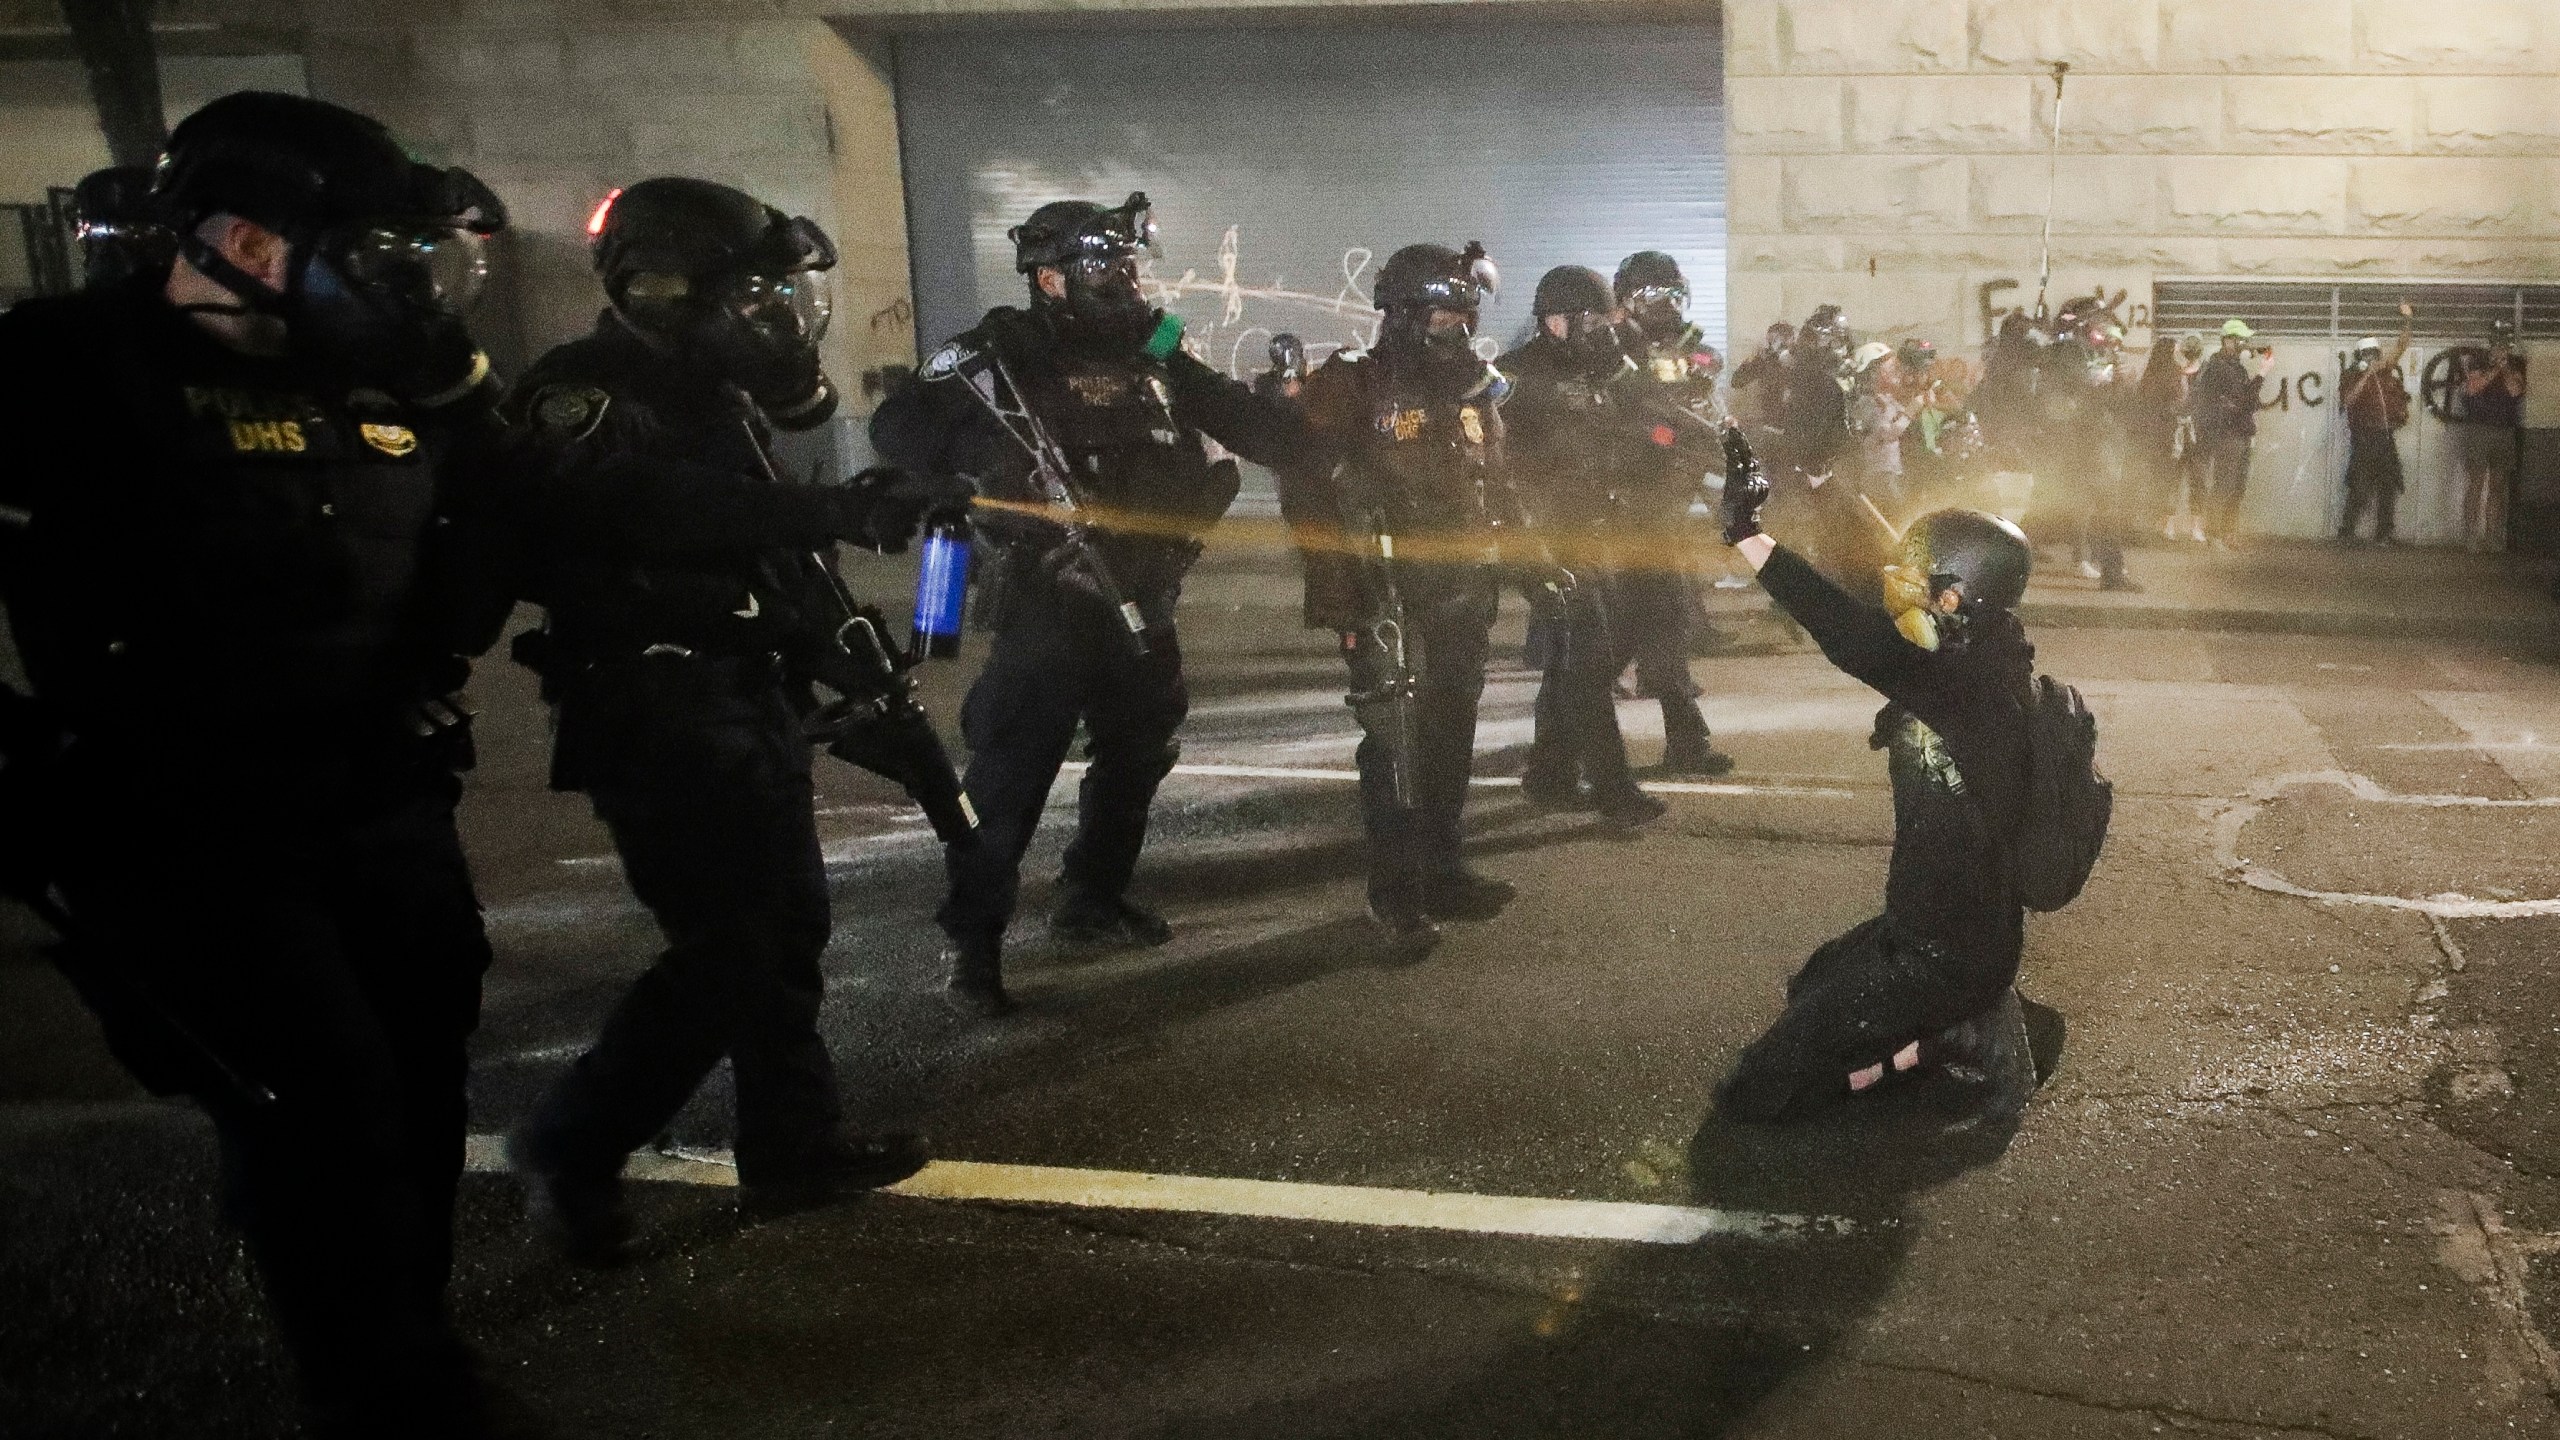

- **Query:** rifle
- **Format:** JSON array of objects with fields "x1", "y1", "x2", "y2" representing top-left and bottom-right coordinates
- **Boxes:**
[
  {"x1": 796, "y1": 574, "x2": 980, "y2": 847},
  {"x1": 1345, "y1": 522, "x2": 1421, "y2": 810},
  {"x1": 956, "y1": 350, "x2": 1152, "y2": 656},
  {"x1": 737, "y1": 424, "x2": 981, "y2": 846}
]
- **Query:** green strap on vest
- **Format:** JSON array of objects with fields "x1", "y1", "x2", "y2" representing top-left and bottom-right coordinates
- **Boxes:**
[{"x1": 1142, "y1": 311, "x2": 1185, "y2": 361}]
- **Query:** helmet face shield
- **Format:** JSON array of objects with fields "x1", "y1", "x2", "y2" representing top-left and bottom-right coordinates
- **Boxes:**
[
  {"x1": 723, "y1": 266, "x2": 833, "y2": 346},
  {"x1": 332, "y1": 224, "x2": 491, "y2": 316}
]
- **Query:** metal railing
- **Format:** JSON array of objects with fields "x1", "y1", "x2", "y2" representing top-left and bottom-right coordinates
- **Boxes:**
[{"x1": 0, "y1": 189, "x2": 78, "y2": 311}]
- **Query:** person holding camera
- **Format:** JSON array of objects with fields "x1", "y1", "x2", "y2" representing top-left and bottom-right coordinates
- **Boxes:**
[
  {"x1": 2189, "y1": 319, "x2": 2275, "y2": 549},
  {"x1": 2456, "y1": 321, "x2": 2529, "y2": 554}
]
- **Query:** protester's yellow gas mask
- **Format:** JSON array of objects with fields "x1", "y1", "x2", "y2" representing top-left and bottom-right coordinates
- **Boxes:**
[{"x1": 1881, "y1": 564, "x2": 1943, "y2": 651}]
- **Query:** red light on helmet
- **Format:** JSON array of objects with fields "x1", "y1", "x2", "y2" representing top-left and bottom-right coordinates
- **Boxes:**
[{"x1": 585, "y1": 187, "x2": 622, "y2": 241}]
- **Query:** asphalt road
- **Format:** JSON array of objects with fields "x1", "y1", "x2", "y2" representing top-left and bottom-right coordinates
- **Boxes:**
[{"x1": 10, "y1": 570, "x2": 2560, "y2": 1438}]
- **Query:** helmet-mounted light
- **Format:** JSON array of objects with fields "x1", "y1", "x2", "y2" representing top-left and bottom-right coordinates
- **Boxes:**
[{"x1": 585, "y1": 187, "x2": 622, "y2": 242}]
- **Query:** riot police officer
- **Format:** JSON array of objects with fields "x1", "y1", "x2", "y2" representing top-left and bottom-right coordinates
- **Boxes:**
[
  {"x1": 870, "y1": 193, "x2": 1296, "y2": 1017},
  {"x1": 1278, "y1": 241, "x2": 1548, "y2": 948},
  {"x1": 1503, "y1": 264, "x2": 1666, "y2": 826},
  {"x1": 1611, "y1": 251, "x2": 1733, "y2": 776},
  {"x1": 0, "y1": 92, "x2": 529, "y2": 1436},
  {"x1": 502, "y1": 178, "x2": 959, "y2": 1256}
]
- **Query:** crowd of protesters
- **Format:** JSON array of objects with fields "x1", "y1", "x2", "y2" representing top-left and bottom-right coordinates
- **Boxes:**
[{"x1": 1727, "y1": 293, "x2": 2533, "y2": 589}]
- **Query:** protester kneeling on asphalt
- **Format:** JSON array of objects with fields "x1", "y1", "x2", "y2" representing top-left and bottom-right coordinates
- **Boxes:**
[{"x1": 1709, "y1": 426, "x2": 2105, "y2": 1124}]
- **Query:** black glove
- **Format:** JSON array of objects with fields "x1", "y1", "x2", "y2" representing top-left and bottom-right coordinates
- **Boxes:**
[
  {"x1": 387, "y1": 322, "x2": 488, "y2": 407},
  {"x1": 836, "y1": 467, "x2": 976, "y2": 553},
  {"x1": 1521, "y1": 562, "x2": 1577, "y2": 620},
  {"x1": 1719, "y1": 423, "x2": 1771, "y2": 545}
]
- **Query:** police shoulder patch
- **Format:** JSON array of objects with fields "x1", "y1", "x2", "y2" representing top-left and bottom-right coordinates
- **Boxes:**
[{"x1": 530, "y1": 384, "x2": 611, "y2": 441}]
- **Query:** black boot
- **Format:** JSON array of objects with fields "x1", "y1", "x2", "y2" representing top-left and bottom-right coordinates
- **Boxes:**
[
  {"x1": 1050, "y1": 888, "x2": 1174, "y2": 950},
  {"x1": 1420, "y1": 868, "x2": 1516, "y2": 921},
  {"x1": 1927, "y1": 988, "x2": 2038, "y2": 1126},
  {"x1": 1366, "y1": 870, "x2": 1442, "y2": 960},
  {"x1": 738, "y1": 1128, "x2": 933, "y2": 1222},
  {"x1": 1518, "y1": 750, "x2": 1590, "y2": 810},
  {"x1": 942, "y1": 936, "x2": 1014, "y2": 1019},
  {"x1": 506, "y1": 1123, "x2": 635, "y2": 1268},
  {"x1": 1593, "y1": 786, "x2": 1669, "y2": 831},
  {"x1": 1658, "y1": 704, "x2": 1735, "y2": 777}
]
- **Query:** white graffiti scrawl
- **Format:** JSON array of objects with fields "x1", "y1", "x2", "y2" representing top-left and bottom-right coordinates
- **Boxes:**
[{"x1": 1140, "y1": 226, "x2": 1382, "y2": 380}]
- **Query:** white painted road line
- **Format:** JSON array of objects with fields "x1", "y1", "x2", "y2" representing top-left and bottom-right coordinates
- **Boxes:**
[
  {"x1": 1083, "y1": 760, "x2": 1860, "y2": 801},
  {"x1": 461, "y1": 1138, "x2": 1858, "y2": 1243}
]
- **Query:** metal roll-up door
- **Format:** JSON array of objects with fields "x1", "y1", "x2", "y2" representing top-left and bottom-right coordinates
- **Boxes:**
[{"x1": 891, "y1": 18, "x2": 1726, "y2": 381}]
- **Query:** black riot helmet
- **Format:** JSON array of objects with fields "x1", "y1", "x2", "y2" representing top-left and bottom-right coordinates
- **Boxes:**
[
  {"x1": 1374, "y1": 240, "x2": 1498, "y2": 316},
  {"x1": 1900, "y1": 509, "x2": 2032, "y2": 614},
  {"x1": 1373, "y1": 241, "x2": 1498, "y2": 382},
  {"x1": 1010, "y1": 192, "x2": 1161, "y2": 351},
  {"x1": 589, "y1": 177, "x2": 840, "y2": 426},
  {"x1": 1012, "y1": 191, "x2": 1156, "y2": 273},
  {"x1": 1532, "y1": 265, "x2": 1613, "y2": 319},
  {"x1": 1613, "y1": 250, "x2": 1689, "y2": 343},
  {"x1": 1532, "y1": 264, "x2": 1626, "y2": 372},
  {"x1": 1798, "y1": 303, "x2": 1852, "y2": 360},
  {"x1": 153, "y1": 91, "x2": 507, "y2": 387},
  {"x1": 72, "y1": 165, "x2": 176, "y2": 289}
]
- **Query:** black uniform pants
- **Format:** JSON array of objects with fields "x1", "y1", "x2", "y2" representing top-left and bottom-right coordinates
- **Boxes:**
[
  {"x1": 1715, "y1": 914, "x2": 2021, "y2": 1123},
  {"x1": 2342, "y1": 428, "x2": 2403, "y2": 540},
  {"x1": 1526, "y1": 586, "x2": 1637, "y2": 798},
  {"x1": 938, "y1": 600, "x2": 1189, "y2": 948},
  {"x1": 1609, "y1": 563, "x2": 1710, "y2": 754},
  {"x1": 1348, "y1": 564, "x2": 1497, "y2": 902},
  {"x1": 54, "y1": 762, "x2": 492, "y2": 1431},
  {"x1": 527, "y1": 670, "x2": 838, "y2": 1185}
]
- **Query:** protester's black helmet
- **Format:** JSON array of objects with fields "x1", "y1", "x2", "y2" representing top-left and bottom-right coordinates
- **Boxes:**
[
  {"x1": 1010, "y1": 192, "x2": 1155, "y2": 273},
  {"x1": 1532, "y1": 264, "x2": 1613, "y2": 319},
  {"x1": 154, "y1": 91, "x2": 504, "y2": 236},
  {"x1": 1374, "y1": 241, "x2": 1497, "y2": 313},
  {"x1": 589, "y1": 177, "x2": 834, "y2": 298},
  {"x1": 1901, "y1": 509, "x2": 2032, "y2": 613},
  {"x1": 1613, "y1": 250, "x2": 1685, "y2": 302}
]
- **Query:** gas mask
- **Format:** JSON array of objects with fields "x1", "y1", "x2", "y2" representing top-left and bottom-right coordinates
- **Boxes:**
[
  {"x1": 288, "y1": 223, "x2": 491, "y2": 376},
  {"x1": 1882, "y1": 565, "x2": 1961, "y2": 652},
  {"x1": 1622, "y1": 284, "x2": 1687, "y2": 346},
  {"x1": 1055, "y1": 253, "x2": 1157, "y2": 351},
  {"x1": 610, "y1": 209, "x2": 839, "y2": 425},
  {"x1": 1550, "y1": 311, "x2": 1629, "y2": 376},
  {"x1": 622, "y1": 258, "x2": 838, "y2": 426},
  {"x1": 1028, "y1": 192, "x2": 1162, "y2": 354},
  {"x1": 177, "y1": 168, "x2": 506, "y2": 395},
  {"x1": 1383, "y1": 305, "x2": 1486, "y2": 391}
]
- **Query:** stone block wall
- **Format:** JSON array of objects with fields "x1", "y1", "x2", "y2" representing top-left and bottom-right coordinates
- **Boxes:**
[{"x1": 1727, "y1": 0, "x2": 2560, "y2": 351}]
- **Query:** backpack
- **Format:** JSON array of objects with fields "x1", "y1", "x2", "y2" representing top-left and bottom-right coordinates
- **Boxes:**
[{"x1": 2011, "y1": 675, "x2": 2112, "y2": 912}]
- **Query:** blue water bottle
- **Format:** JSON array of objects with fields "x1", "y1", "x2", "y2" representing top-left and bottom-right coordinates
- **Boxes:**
[{"x1": 910, "y1": 519, "x2": 971, "y2": 661}]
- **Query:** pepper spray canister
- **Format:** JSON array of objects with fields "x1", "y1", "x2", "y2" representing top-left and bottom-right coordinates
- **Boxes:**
[{"x1": 909, "y1": 519, "x2": 971, "y2": 661}]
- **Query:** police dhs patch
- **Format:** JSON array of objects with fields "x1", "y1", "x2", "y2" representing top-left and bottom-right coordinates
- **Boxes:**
[{"x1": 531, "y1": 385, "x2": 610, "y2": 440}]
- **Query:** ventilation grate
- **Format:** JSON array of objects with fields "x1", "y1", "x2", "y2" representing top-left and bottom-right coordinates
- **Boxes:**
[{"x1": 2153, "y1": 279, "x2": 2560, "y2": 343}]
